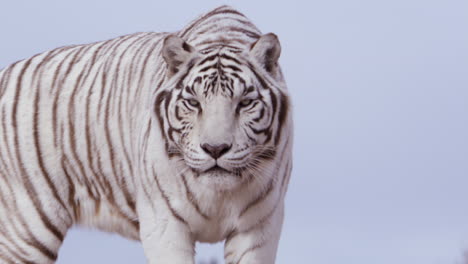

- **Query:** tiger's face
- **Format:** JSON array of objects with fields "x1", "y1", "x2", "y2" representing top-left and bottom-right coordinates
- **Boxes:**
[{"x1": 156, "y1": 34, "x2": 288, "y2": 191}]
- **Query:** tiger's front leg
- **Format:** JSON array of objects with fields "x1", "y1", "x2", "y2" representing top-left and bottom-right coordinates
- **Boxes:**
[
  {"x1": 224, "y1": 203, "x2": 285, "y2": 264},
  {"x1": 137, "y1": 193, "x2": 195, "y2": 264}
]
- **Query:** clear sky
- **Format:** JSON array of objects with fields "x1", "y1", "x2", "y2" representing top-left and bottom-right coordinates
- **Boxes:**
[{"x1": 1, "y1": 0, "x2": 468, "y2": 263}]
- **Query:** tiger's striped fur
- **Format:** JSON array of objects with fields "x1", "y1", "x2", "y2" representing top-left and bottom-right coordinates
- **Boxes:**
[{"x1": 0, "y1": 5, "x2": 293, "y2": 264}]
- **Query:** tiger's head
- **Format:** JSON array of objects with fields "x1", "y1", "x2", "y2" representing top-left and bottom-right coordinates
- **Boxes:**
[{"x1": 155, "y1": 34, "x2": 290, "y2": 191}]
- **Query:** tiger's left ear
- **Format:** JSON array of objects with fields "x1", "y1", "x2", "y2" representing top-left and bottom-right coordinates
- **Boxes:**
[
  {"x1": 162, "y1": 34, "x2": 195, "y2": 77},
  {"x1": 250, "y1": 33, "x2": 281, "y2": 78}
]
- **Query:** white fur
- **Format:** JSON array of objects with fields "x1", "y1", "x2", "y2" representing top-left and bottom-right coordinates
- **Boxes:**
[{"x1": 0, "y1": 6, "x2": 293, "y2": 264}]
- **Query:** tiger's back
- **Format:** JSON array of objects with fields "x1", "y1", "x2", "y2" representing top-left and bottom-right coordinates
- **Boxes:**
[{"x1": 0, "y1": 32, "x2": 169, "y2": 262}]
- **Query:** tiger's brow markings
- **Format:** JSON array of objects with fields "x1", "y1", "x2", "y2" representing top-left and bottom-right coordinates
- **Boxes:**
[
  {"x1": 191, "y1": 55, "x2": 245, "y2": 98},
  {"x1": 197, "y1": 54, "x2": 218, "y2": 65}
]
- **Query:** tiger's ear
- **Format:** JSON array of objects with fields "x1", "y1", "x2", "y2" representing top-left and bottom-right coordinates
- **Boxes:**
[
  {"x1": 162, "y1": 34, "x2": 195, "y2": 77},
  {"x1": 250, "y1": 33, "x2": 281, "y2": 77}
]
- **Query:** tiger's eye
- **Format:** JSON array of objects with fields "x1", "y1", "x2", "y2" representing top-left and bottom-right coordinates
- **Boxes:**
[
  {"x1": 187, "y1": 99, "x2": 200, "y2": 107},
  {"x1": 239, "y1": 99, "x2": 253, "y2": 107}
]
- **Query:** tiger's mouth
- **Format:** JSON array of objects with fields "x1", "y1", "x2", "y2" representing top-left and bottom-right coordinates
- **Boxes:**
[
  {"x1": 205, "y1": 165, "x2": 231, "y2": 174},
  {"x1": 200, "y1": 165, "x2": 241, "y2": 178},
  {"x1": 188, "y1": 163, "x2": 245, "y2": 191}
]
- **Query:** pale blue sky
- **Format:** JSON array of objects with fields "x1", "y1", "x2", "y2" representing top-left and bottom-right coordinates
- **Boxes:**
[{"x1": 1, "y1": 0, "x2": 467, "y2": 263}]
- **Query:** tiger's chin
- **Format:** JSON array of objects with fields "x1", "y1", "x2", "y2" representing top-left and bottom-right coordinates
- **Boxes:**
[{"x1": 191, "y1": 165, "x2": 245, "y2": 192}]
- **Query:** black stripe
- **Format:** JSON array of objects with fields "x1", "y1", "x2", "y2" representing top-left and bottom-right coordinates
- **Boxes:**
[
  {"x1": 180, "y1": 6, "x2": 245, "y2": 38},
  {"x1": 181, "y1": 174, "x2": 210, "y2": 220},
  {"x1": 32, "y1": 51, "x2": 73, "y2": 224},
  {"x1": 0, "y1": 241, "x2": 35, "y2": 264},
  {"x1": 155, "y1": 90, "x2": 170, "y2": 144},
  {"x1": 106, "y1": 35, "x2": 146, "y2": 214},
  {"x1": 83, "y1": 63, "x2": 110, "y2": 200},
  {"x1": 199, "y1": 63, "x2": 217, "y2": 73},
  {"x1": 0, "y1": 107, "x2": 16, "y2": 176},
  {"x1": 239, "y1": 179, "x2": 274, "y2": 217},
  {"x1": 153, "y1": 168, "x2": 188, "y2": 224},
  {"x1": 248, "y1": 63, "x2": 270, "y2": 90},
  {"x1": 220, "y1": 63, "x2": 242, "y2": 72},
  {"x1": 235, "y1": 243, "x2": 265, "y2": 264},
  {"x1": 212, "y1": 26, "x2": 260, "y2": 39},
  {"x1": 252, "y1": 107, "x2": 264, "y2": 122},
  {"x1": 0, "y1": 65, "x2": 15, "y2": 99},
  {"x1": 220, "y1": 54, "x2": 243, "y2": 65},
  {"x1": 0, "y1": 170, "x2": 56, "y2": 261},
  {"x1": 12, "y1": 58, "x2": 64, "y2": 257},
  {"x1": 0, "y1": 251, "x2": 16, "y2": 264},
  {"x1": 62, "y1": 158, "x2": 79, "y2": 220},
  {"x1": 52, "y1": 47, "x2": 84, "y2": 148},
  {"x1": 274, "y1": 91, "x2": 290, "y2": 145},
  {"x1": 281, "y1": 159, "x2": 293, "y2": 192},
  {"x1": 67, "y1": 63, "x2": 99, "y2": 198},
  {"x1": 197, "y1": 54, "x2": 218, "y2": 65}
]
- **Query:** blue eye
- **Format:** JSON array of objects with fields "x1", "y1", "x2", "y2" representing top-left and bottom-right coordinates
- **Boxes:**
[
  {"x1": 187, "y1": 99, "x2": 200, "y2": 107},
  {"x1": 239, "y1": 99, "x2": 254, "y2": 107}
]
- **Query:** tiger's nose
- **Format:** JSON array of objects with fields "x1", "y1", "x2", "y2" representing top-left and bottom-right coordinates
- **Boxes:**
[{"x1": 201, "y1": 143, "x2": 232, "y2": 159}]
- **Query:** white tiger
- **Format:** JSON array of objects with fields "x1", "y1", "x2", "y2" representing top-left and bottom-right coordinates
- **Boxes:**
[{"x1": 0, "y1": 5, "x2": 293, "y2": 264}]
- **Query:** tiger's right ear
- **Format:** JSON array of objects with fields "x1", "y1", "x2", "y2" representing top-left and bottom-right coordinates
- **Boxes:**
[
  {"x1": 162, "y1": 35, "x2": 195, "y2": 77},
  {"x1": 250, "y1": 33, "x2": 281, "y2": 78}
]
